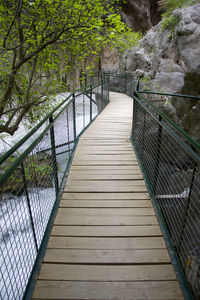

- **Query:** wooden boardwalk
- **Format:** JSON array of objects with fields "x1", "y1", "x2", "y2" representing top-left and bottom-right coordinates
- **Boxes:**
[{"x1": 32, "y1": 92, "x2": 184, "y2": 300}]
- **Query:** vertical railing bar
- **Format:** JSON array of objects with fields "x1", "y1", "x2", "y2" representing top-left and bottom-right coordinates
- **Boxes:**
[
  {"x1": 107, "y1": 75, "x2": 110, "y2": 101},
  {"x1": 132, "y1": 95, "x2": 138, "y2": 138},
  {"x1": 124, "y1": 73, "x2": 127, "y2": 94},
  {"x1": 49, "y1": 115, "x2": 59, "y2": 197},
  {"x1": 142, "y1": 111, "x2": 146, "y2": 160},
  {"x1": 83, "y1": 93, "x2": 85, "y2": 128},
  {"x1": 153, "y1": 115, "x2": 163, "y2": 194},
  {"x1": 72, "y1": 93, "x2": 77, "y2": 140},
  {"x1": 21, "y1": 162, "x2": 39, "y2": 252},
  {"x1": 90, "y1": 85, "x2": 93, "y2": 122},
  {"x1": 66, "y1": 106, "x2": 71, "y2": 156},
  {"x1": 101, "y1": 78, "x2": 104, "y2": 112},
  {"x1": 177, "y1": 162, "x2": 197, "y2": 251}
]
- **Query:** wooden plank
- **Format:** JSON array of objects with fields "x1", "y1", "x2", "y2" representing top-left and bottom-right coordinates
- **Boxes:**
[
  {"x1": 70, "y1": 165, "x2": 141, "y2": 170},
  {"x1": 62, "y1": 192, "x2": 150, "y2": 200},
  {"x1": 54, "y1": 215, "x2": 157, "y2": 226},
  {"x1": 83, "y1": 131, "x2": 131, "y2": 136},
  {"x1": 72, "y1": 160, "x2": 139, "y2": 166},
  {"x1": 75, "y1": 151, "x2": 135, "y2": 155},
  {"x1": 85, "y1": 130, "x2": 131, "y2": 134},
  {"x1": 77, "y1": 141, "x2": 132, "y2": 146},
  {"x1": 47, "y1": 237, "x2": 166, "y2": 249},
  {"x1": 38, "y1": 264, "x2": 177, "y2": 281},
  {"x1": 73, "y1": 155, "x2": 136, "y2": 161},
  {"x1": 68, "y1": 174, "x2": 143, "y2": 180},
  {"x1": 65, "y1": 184, "x2": 147, "y2": 193},
  {"x1": 56, "y1": 207, "x2": 155, "y2": 216},
  {"x1": 69, "y1": 167, "x2": 142, "y2": 173},
  {"x1": 76, "y1": 147, "x2": 133, "y2": 152},
  {"x1": 80, "y1": 137, "x2": 131, "y2": 141},
  {"x1": 43, "y1": 249, "x2": 171, "y2": 264},
  {"x1": 60, "y1": 200, "x2": 152, "y2": 208},
  {"x1": 66, "y1": 180, "x2": 145, "y2": 186},
  {"x1": 32, "y1": 280, "x2": 184, "y2": 300},
  {"x1": 51, "y1": 225, "x2": 162, "y2": 237},
  {"x1": 75, "y1": 149, "x2": 134, "y2": 153}
]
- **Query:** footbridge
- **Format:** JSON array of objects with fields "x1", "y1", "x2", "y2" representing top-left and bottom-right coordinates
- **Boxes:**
[{"x1": 0, "y1": 72, "x2": 200, "y2": 300}]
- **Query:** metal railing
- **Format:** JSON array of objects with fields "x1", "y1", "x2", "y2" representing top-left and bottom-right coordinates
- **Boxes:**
[
  {"x1": 84, "y1": 70, "x2": 138, "y2": 97},
  {"x1": 132, "y1": 89, "x2": 200, "y2": 300},
  {"x1": 98, "y1": 71, "x2": 200, "y2": 299},
  {"x1": 0, "y1": 78, "x2": 109, "y2": 300},
  {"x1": 1, "y1": 69, "x2": 200, "y2": 300}
]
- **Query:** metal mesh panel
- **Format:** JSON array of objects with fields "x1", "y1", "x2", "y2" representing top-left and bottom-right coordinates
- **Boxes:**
[
  {"x1": 0, "y1": 79, "x2": 108, "y2": 299},
  {"x1": 132, "y1": 95, "x2": 200, "y2": 300},
  {"x1": 0, "y1": 168, "x2": 38, "y2": 299},
  {"x1": 51, "y1": 102, "x2": 73, "y2": 186}
]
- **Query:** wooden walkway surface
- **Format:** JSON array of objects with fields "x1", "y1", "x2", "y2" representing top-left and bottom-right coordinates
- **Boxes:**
[{"x1": 32, "y1": 92, "x2": 183, "y2": 300}]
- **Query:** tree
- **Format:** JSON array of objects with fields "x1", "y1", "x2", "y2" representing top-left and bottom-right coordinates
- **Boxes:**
[{"x1": 0, "y1": 0, "x2": 130, "y2": 135}]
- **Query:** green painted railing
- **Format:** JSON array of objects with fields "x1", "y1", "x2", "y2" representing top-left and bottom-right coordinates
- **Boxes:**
[
  {"x1": 86, "y1": 71, "x2": 200, "y2": 299},
  {"x1": 1, "y1": 70, "x2": 200, "y2": 300},
  {"x1": 0, "y1": 77, "x2": 109, "y2": 300},
  {"x1": 133, "y1": 83, "x2": 200, "y2": 300}
]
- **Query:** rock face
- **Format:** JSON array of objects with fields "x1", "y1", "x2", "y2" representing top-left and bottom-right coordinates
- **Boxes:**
[
  {"x1": 122, "y1": 4, "x2": 200, "y2": 143},
  {"x1": 120, "y1": 0, "x2": 151, "y2": 32},
  {"x1": 120, "y1": 0, "x2": 162, "y2": 32}
]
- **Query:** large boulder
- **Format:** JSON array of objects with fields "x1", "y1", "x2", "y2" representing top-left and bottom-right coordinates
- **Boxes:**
[{"x1": 123, "y1": 4, "x2": 200, "y2": 143}]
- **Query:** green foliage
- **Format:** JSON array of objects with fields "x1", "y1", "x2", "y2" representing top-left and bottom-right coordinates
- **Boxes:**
[
  {"x1": 0, "y1": 0, "x2": 133, "y2": 135},
  {"x1": 160, "y1": 0, "x2": 200, "y2": 31},
  {"x1": 161, "y1": 14, "x2": 181, "y2": 32},
  {"x1": 159, "y1": 0, "x2": 199, "y2": 11},
  {"x1": 112, "y1": 30, "x2": 142, "y2": 52}
]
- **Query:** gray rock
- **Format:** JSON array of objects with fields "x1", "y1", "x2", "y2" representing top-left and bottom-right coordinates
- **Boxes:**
[
  {"x1": 161, "y1": 103, "x2": 178, "y2": 123},
  {"x1": 125, "y1": 47, "x2": 152, "y2": 72},
  {"x1": 191, "y1": 12, "x2": 200, "y2": 24},
  {"x1": 155, "y1": 72, "x2": 184, "y2": 93},
  {"x1": 123, "y1": 4, "x2": 200, "y2": 144},
  {"x1": 158, "y1": 59, "x2": 184, "y2": 74}
]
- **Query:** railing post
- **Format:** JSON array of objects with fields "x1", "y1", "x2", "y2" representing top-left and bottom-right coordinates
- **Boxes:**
[
  {"x1": 142, "y1": 111, "x2": 146, "y2": 160},
  {"x1": 66, "y1": 107, "x2": 70, "y2": 154},
  {"x1": 107, "y1": 76, "x2": 110, "y2": 103},
  {"x1": 153, "y1": 115, "x2": 163, "y2": 194},
  {"x1": 21, "y1": 162, "x2": 38, "y2": 252},
  {"x1": 132, "y1": 95, "x2": 137, "y2": 139},
  {"x1": 49, "y1": 115, "x2": 59, "y2": 197},
  {"x1": 136, "y1": 79, "x2": 140, "y2": 92},
  {"x1": 177, "y1": 162, "x2": 197, "y2": 251},
  {"x1": 101, "y1": 78, "x2": 104, "y2": 112},
  {"x1": 90, "y1": 85, "x2": 93, "y2": 122},
  {"x1": 124, "y1": 73, "x2": 127, "y2": 94},
  {"x1": 72, "y1": 93, "x2": 77, "y2": 140}
]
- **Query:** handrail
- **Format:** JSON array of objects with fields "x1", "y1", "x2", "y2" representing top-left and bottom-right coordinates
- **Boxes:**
[
  {"x1": 138, "y1": 90, "x2": 200, "y2": 100},
  {"x1": 0, "y1": 77, "x2": 110, "y2": 300},
  {"x1": 0, "y1": 80, "x2": 106, "y2": 186},
  {"x1": 133, "y1": 94, "x2": 200, "y2": 165},
  {"x1": 132, "y1": 88, "x2": 199, "y2": 300},
  {"x1": 1, "y1": 70, "x2": 200, "y2": 300},
  {"x1": 0, "y1": 81, "x2": 103, "y2": 166},
  {"x1": 134, "y1": 91, "x2": 200, "y2": 154}
]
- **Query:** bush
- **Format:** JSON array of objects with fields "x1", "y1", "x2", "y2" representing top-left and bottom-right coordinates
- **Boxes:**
[{"x1": 160, "y1": 0, "x2": 200, "y2": 32}]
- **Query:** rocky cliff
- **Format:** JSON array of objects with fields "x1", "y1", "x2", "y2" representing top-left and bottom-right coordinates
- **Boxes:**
[
  {"x1": 103, "y1": 4, "x2": 200, "y2": 144},
  {"x1": 120, "y1": 0, "x2": 162, "y2": 32}
]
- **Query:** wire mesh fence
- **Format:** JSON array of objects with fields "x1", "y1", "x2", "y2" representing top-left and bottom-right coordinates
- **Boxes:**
[
  {"x1": 132, "y1": 92, "x2": 200, "y2": 300},
  {"x1": 84, "y1": 71, "x2": 138, "y2": 98},
  {"x1": 0, "y1": 80, "x2": 109, "y2": 300}
]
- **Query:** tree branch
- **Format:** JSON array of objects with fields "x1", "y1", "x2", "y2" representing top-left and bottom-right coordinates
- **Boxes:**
[{"x1": 3, "y1": 0, "x2": 22, "y2": 49}]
